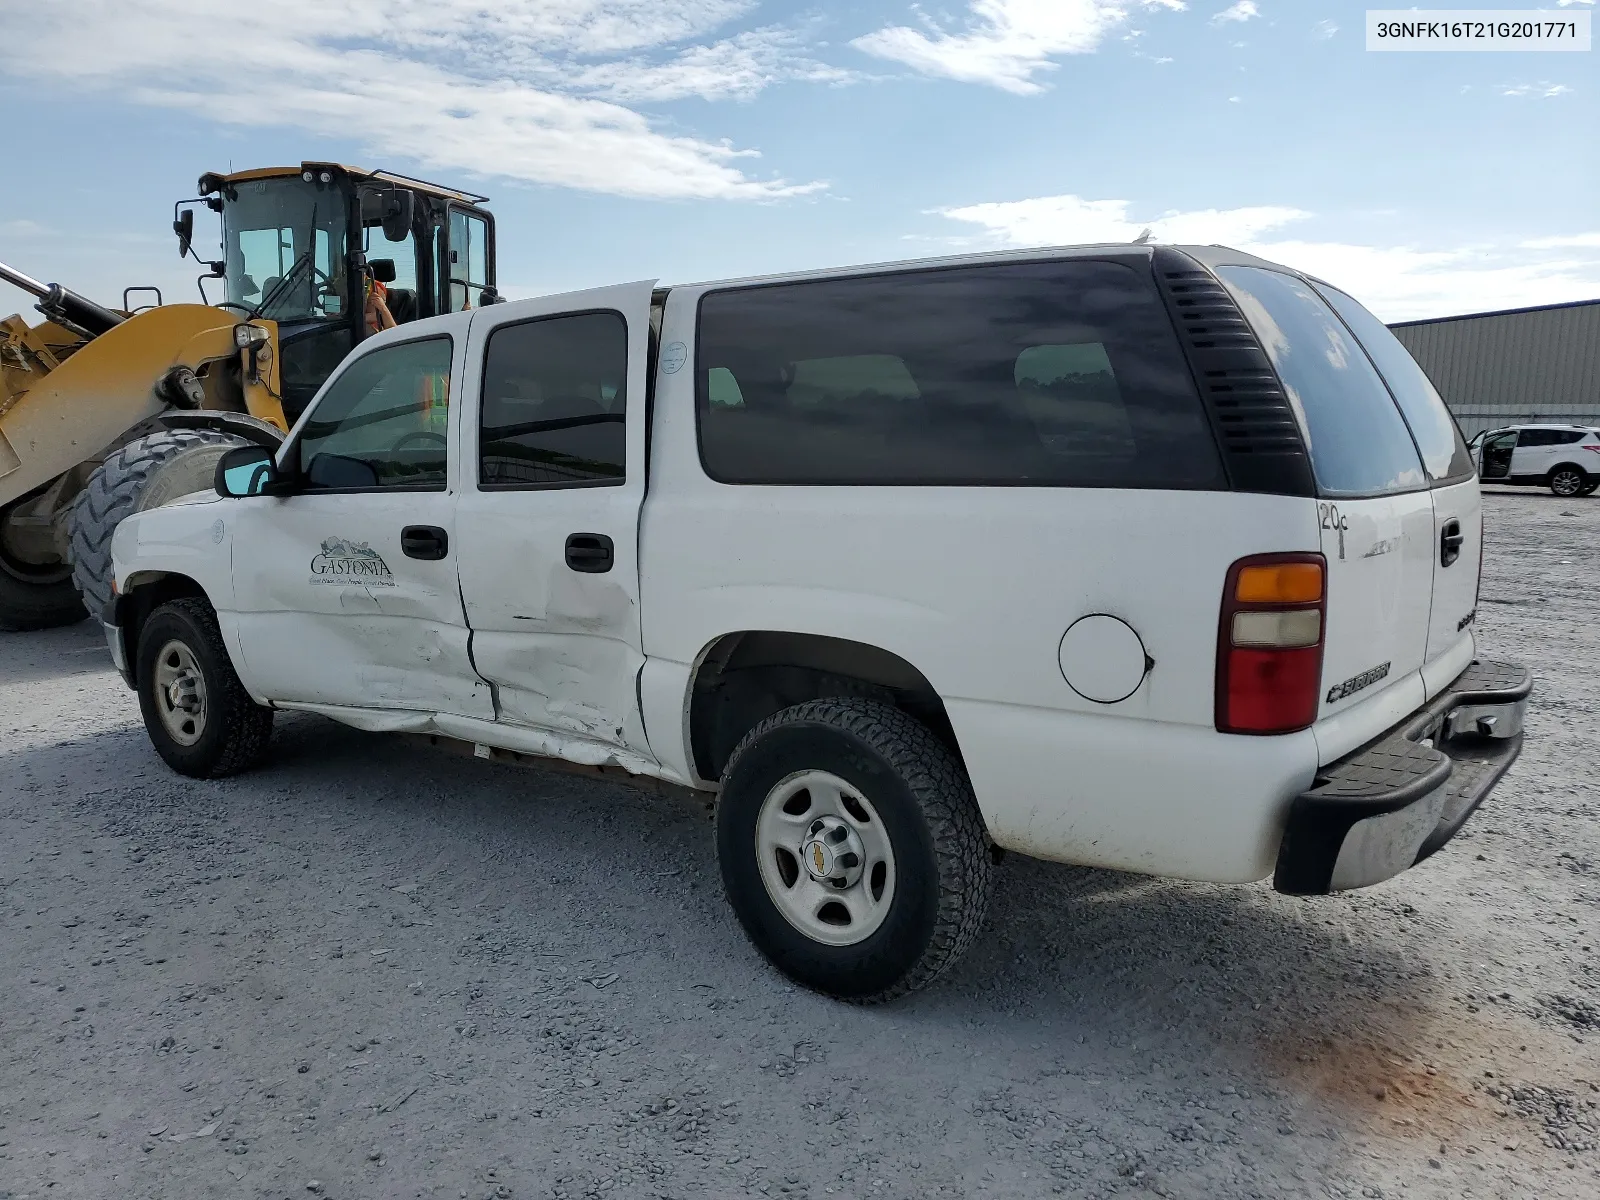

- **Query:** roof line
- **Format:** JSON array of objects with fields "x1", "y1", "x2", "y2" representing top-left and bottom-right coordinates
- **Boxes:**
[{"x1": 1389, "y1": 296, "x2": 1600, "y2": 328}]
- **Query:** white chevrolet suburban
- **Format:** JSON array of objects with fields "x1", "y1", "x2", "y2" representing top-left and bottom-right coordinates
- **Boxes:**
[{"x1": 104, "y1": 244, "x2": 1531, "y2": 1002}]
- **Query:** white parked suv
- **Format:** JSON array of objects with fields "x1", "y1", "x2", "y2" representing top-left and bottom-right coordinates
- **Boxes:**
[
  {"x1": 104, "y1": 245, "x2": 1531, "y2": 1002},
  {"x1": 1469, "y1": 424, "x2": 1600, "y2": 496}
]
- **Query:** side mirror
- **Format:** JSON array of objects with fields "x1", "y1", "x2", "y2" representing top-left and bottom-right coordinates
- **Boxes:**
[
  {"x1": 174, "y1": 209, "x2": 195, "y2": 259},
  {"x1": 381, "y1": 190, "x2": 415, "y2": 243},
  {"x1": 215, "y1": 444, "x2": 281, "y2": 497},
  {"x1": 369, "y1": 258, "x2": 397, "y2": 285}
]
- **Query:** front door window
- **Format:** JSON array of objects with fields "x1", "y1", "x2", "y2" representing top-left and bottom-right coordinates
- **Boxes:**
[{"x1": 294, "y1": 337, "x2": 453, "y2": 491}]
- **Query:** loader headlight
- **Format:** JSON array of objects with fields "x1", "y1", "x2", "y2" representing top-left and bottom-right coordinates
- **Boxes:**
[{"x1": 233, "y1": 323, "x2": 269, "y2": 348}]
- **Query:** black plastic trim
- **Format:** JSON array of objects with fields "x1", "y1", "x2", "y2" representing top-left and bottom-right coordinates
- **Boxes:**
[
  {"x1": 1148, "y1": 247, "x2": 1316, "y2": 497},
  {"x1": 1274, "y1": 659, "x2": 1531, "y2": 894}
]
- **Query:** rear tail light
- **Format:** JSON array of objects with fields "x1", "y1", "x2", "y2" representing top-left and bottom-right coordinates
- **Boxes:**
[
  {"x1": 1216, "y1": 553, "x2": 1326, "y2": 735},
  {"x1": 1582, "y1": 444, "x2": 1600, "y2": 454}
]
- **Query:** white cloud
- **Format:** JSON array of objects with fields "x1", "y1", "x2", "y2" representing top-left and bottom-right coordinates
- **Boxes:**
[
  {"x1": 937, "y1": 194, "x2": 1310, "y2": 245},
  {"x1": 851, "y1": 1, "x2": 1188, "y2": 95},
  {"x1": 0, "y1": 0, "x2": 829, "y2": 200},
  {"x1": 1499, "y1": 82, "x2": 1573, "y2": 98},
  {"x1": 934, "y1": 194, "x2": 1600, "y2": 320},
  {"x1": 1212, "y1": 2, "x2": 1258, "y2": 24},
  {"x1": 574, "y1": 29, "x2": 852, "y2": 103},
  {"x1": 1555, "y1": 1, "x2": 1594, "y2": 7},
  {"x1": 1522, "y1": 233, "x2": 1600, "y2": 249},
  {"x1": 1313, "y1": 19, "x2": 1338, "y2": 40}
]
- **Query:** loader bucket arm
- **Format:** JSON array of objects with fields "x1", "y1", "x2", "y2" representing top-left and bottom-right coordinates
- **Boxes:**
[{"x1": 0, "y1": 304, "x2": 283, "y2": 509}]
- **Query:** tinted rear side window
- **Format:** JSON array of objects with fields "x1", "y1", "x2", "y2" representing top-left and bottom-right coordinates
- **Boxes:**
[
  {"x1": 1313, "y1": 283, "x2": 1474, "y2": 482},
  {"x1": 478, "y1": 311, "x2": 627, "y2": 488},
  {"x1": 1218, "y1": 266, "x2": 1425, "y2": 498},
  {"x1": 695, "y1": 259, "x2": 1225, "y2": 488}
]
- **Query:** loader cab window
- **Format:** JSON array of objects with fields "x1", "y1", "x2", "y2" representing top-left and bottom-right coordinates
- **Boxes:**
[
  {"x1": 222, "y1": 178, "x2": 348, "y2": 323},
  {"x1": 360, "y1": 189, "x2": 424, "y2": 326},
  {"x1": 444, "y1": 209, "x2": 491, "y2": 312}
]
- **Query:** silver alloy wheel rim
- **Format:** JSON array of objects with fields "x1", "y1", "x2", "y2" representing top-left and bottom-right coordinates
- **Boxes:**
[
  {"x1": 153, "y1": 638, "x2": 208, "y2": 746},
  {"x1": 754, "y1": 769, "x2": 897, "y2": 947},
  {"x1": 1552, "y1": 470, "x2": 1582, "y2": 496}
]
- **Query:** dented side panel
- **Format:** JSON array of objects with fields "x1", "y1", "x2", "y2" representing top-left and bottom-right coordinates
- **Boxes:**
[
  {"x1": 224, "y1": 489, "x2": 495, "y2": 718},
  {"x1": 451, "y1": 280, "x2": 660, "y2": 764}
]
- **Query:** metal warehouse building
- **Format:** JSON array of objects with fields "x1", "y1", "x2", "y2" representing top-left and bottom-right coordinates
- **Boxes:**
[{"x1": 1389, "y1": 298, "x2": 1600, "y2": 438}]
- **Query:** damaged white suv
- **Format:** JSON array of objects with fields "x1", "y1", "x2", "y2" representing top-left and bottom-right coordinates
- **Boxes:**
[{"x1": 104, "y1": 244, "x2": 1530, "y2": 1002}]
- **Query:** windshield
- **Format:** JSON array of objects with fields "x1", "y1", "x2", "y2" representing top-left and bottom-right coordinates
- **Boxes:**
[{"x1": 222, "y1": 177, "x2": 349, "y2": 322}]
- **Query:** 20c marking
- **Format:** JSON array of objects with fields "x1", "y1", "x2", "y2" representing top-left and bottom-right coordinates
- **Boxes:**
[{"x1": 1318, "y1": 502, "x2": 1348, "y2": 561}]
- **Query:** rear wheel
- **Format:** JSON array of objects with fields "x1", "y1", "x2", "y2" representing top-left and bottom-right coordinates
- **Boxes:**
[
  {"x1": 68, "y1": 429, "x2": 247, "y2": 616},
  {"x1": 1579, "y1": 480, "x2": 1599, "y2": 498},
  {"x1": 715, "y1": 698, "x2": 993, "y2": 1003},
  {"x1": 0, "y1": 492, "x2": 86, "y2": 630},
  {"x1": 136, "y1": 598, "x2": 273, "y2": 777},
  {"x1": 1548, "y1": 466, "x2": 1587, "y2": 497}
]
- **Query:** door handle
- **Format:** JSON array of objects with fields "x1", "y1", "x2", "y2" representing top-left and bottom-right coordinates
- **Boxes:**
[
  {"x1": 1440, "y1": 519, "x2": 1463, "y2": 567},
  {"x1": 565, "y1": 533, "x2": 614, "y2": 573},
  {"x1": 401, "y1": 525, "x2": 449, "y2": 561}
]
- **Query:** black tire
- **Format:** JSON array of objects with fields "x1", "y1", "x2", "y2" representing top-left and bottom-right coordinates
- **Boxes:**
[
  {"x1": 68, "y1": 429, "x2": 246, "y2": 616},
  {"x1": 0, "y1": 494, "x2": 87, "y2": 630},
  {"x1": 1548, "y1": 465, "x2": 1587, "y2": 498},
  {"x1": 136, "y1": 597, "x2": 273, "y2": 778},
  {"x1": 1579, "y1": 481, "x2": 1599, "y2": 497},
  {"x1": 715, "y1": 698, "x2": 993, "y2": 1004}
]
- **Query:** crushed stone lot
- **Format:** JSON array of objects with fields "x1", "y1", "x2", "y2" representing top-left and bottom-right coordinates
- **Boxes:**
[{"x1": 1, "y1": 489, "x2": 1596, "y2": 1200}]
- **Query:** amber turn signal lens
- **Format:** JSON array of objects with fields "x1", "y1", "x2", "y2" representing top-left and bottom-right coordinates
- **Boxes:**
[{"x1": 1234, "y1": 562, "x2": 1323, "y2": 605}]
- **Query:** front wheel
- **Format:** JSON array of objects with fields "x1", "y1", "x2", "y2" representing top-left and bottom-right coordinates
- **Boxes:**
[
  {"x1": 68, "y1": 429, "x2": 248, "y2": 617},
  {"x1": 1549, "y1": 466, "x2": 1587, "y2": 497},
  {"x1": 136, "y1": 598, "x2": 273, "y2": 778},
  {"x1": 715, "y1": 698, "x2": 993, "y2": 1003}
]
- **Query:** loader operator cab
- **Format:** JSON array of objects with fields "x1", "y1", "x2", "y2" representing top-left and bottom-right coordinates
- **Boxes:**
[{"x1": 193, "y1": 163, "x2": 497, "y2": 423}]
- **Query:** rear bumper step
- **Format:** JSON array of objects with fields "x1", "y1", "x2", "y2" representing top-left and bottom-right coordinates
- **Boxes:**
[{"x1": 1274, "y1": 660, "x2": 1531, "y2": 895}]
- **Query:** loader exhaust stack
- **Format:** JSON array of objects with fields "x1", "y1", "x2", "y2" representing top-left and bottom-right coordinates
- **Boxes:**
[{"x1": 0, "y1": 260, "x2": 126, "y2": 339}]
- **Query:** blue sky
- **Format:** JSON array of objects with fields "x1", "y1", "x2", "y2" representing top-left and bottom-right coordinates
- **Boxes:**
[{"x1": 0, "y1": 0, "x2": 1595, "y2": 323}]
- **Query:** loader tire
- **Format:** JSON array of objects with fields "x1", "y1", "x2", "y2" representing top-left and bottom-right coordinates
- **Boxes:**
[
  {"x1": 0, "y1": 495, "x2": 86, "y2": 630},
  {"x1": 67, "y1": 429, "x2": 246, "y2": 616}
]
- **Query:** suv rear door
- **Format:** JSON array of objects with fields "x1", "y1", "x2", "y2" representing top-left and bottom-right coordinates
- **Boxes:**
[
  {"x1": 1215, "y1": 266, "x2": 1436, "y2": 747},
  {"x1": 1311, "y1": 284, "x2": 1482, "y2": 677},
  {"x1": 451, "y1": 281, "x2": 661, "y2": 763}
]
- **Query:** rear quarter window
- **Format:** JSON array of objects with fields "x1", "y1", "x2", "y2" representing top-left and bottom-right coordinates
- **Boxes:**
[
  {"x1": 1311, "y1": 283, "x2": 1475, "y2": 482},
  {"x1": 1218, "y1": 266, "x2": 1426, "y2": 498},
  {"x1": 694, "y1": 259, "x2": 1226, "y2": 488}
]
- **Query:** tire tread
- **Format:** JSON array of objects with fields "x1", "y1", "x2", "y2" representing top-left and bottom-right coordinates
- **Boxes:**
[
  {"x1": 68, "y1": 430, "x2": 242, "y2": 614},
  {"x1": 141, "y1": 597, "x2": 272, "y2": 778},
  {"x1": 721, "y1": 697, "x2": 993, "y2": 1004}
]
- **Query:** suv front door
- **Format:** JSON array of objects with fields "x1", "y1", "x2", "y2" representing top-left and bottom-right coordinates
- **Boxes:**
[
  {"x1": 227, "y1": 326, "x2": 494, "y2": 718},
  {"x1": 452, "y1": 282, "x2": 659, "y2": 763},
  {"x1": 1479, "y1": 431, "x2": 1517, "y2": 480}
]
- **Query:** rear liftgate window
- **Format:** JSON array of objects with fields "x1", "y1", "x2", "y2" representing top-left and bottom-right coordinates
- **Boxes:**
[
  {"x1": 1217, "y1": 266, "x2": 1426, "y2": 498},
  {"x1": 695, "y1": 259, "x2": 1226, "y2": 488}
]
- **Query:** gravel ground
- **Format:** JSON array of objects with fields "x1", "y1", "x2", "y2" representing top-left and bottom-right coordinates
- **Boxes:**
[{"x1": 1, "y1": 488, "x2": 1596, "y2": 1200}]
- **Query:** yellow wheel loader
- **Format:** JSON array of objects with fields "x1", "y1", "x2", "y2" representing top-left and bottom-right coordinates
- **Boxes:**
[{"x1": 0, "y1": 161, "x2": 497, "y2": 630}]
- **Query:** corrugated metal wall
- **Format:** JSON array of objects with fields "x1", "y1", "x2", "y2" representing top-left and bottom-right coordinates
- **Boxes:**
[{"x1": 1390, "y1": 300, "x2": 1600, "y2": 437}]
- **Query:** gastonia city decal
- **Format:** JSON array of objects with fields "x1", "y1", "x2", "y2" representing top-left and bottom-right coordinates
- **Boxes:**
[{"x1": 310, "y1": 537, "x2": 395, "y2": 587}]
